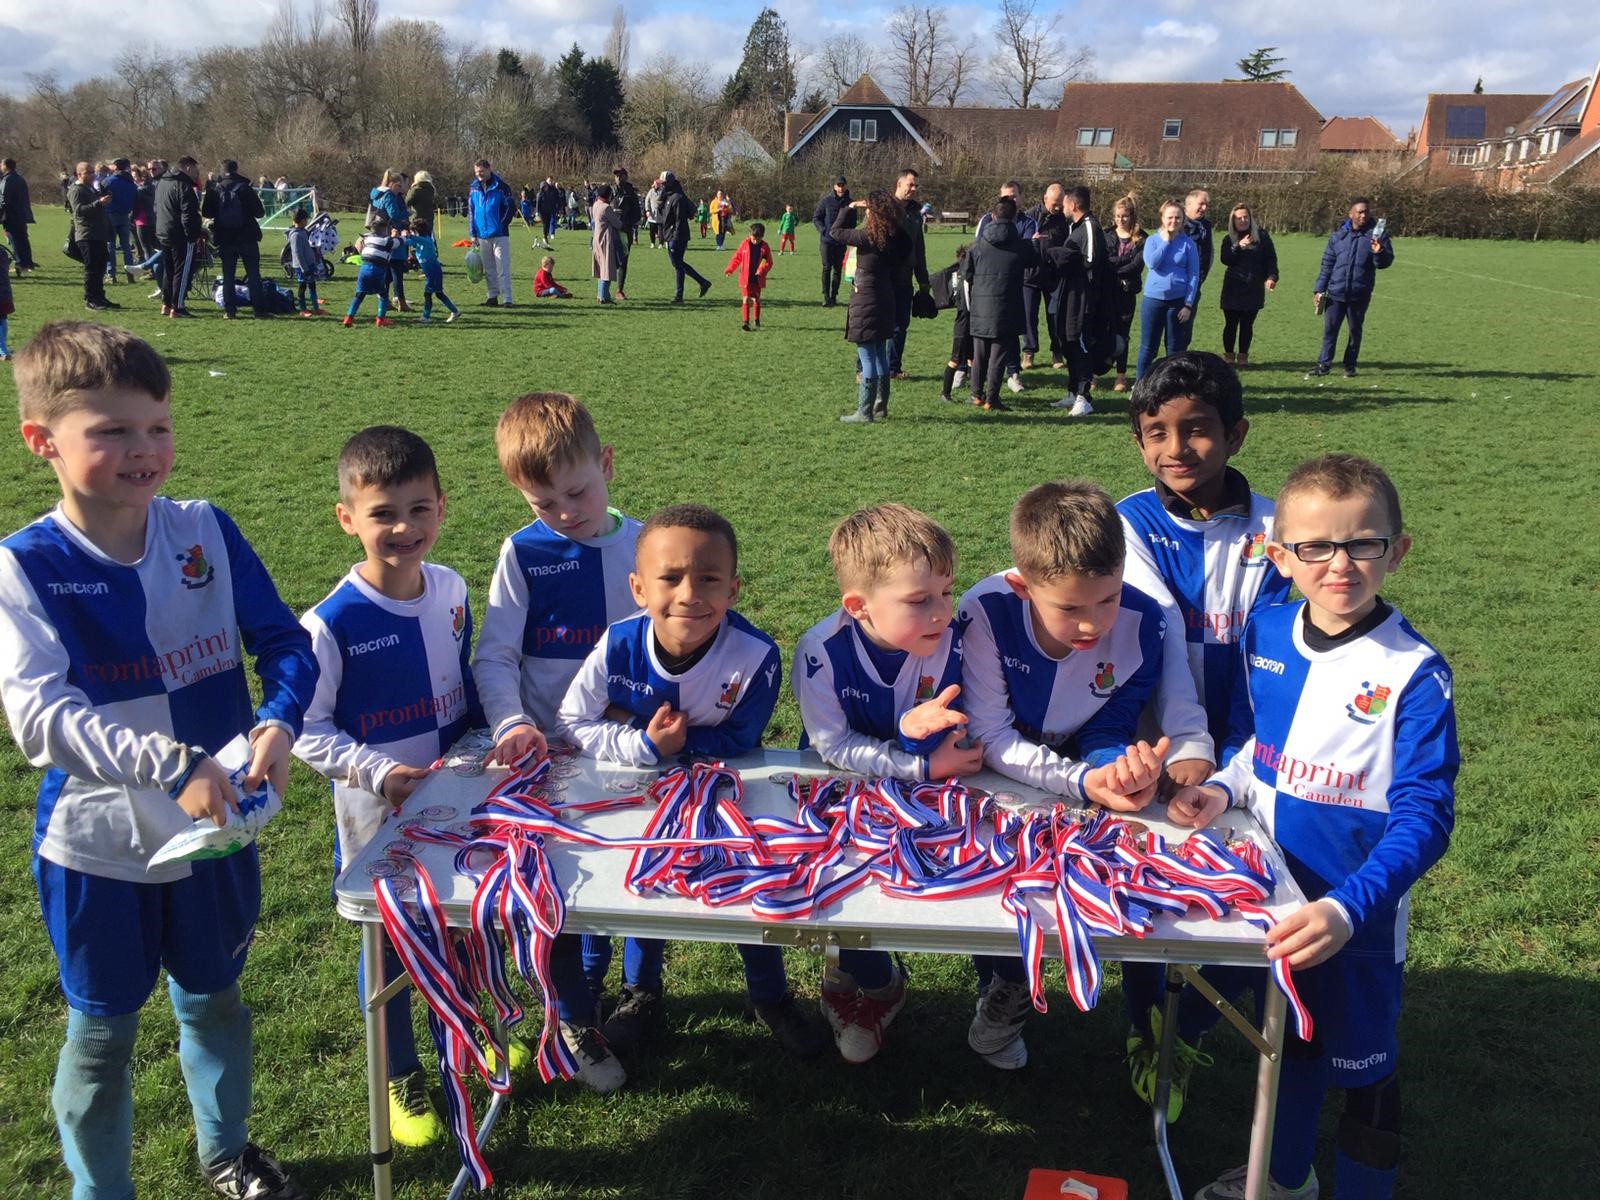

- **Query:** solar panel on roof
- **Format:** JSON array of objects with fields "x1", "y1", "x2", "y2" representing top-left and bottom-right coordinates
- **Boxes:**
[{"x1": 1444, "y1": 105, "x2": 1486, "y2": 139}]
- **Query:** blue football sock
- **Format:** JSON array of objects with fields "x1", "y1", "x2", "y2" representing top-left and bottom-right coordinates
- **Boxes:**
[
  {"x1": 1334, "y1": 1152, "x2": 1397, "y2": 1200},
  {"x1": 1269, "y1": 1051, "x2": 1327, "y2": 1188}
]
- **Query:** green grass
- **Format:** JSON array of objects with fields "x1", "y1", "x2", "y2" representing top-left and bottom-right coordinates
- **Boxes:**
[{"x1": 1, "y1": 213, "x2": 1598, "y2": 1198}]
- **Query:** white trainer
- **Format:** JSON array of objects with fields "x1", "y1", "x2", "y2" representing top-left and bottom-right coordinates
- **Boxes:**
[
  {"x1": 1006, "y1": 373, "x2": 1025, "y2": 394},
  {"x1": 967, "y1": 978, "x2": 1031, "y2": 1069},
  {"x1": 558, "y1": 1022, "x2": 626, "y2": 1094},
  {"x1": 1068, "y1": 396, "x2": 1094, "y2": 417}
]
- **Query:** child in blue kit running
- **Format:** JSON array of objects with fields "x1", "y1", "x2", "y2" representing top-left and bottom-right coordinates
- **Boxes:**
[
  {"x1": 0, "y1": 322, "x2": 319, "y2": 1200},
  {"x1": 472, "y1": 391, "x2": 640, "y2": 1091},
  {"x1": 793, "y1": 503, "x2": 984, "y2": 1063},
  {"x1": 405, "y1": 218, "x2": 460, "y2": 323},
  {"x1": 342, "y1": 216, "x2": 401, "y2": 327},
  {"x1": 958, "y1": 480, "x2": 1205, "y2": 1069},
  {"x1": 1170, "y1": 454, "x2": 1457, "y2": 1200},
  {"x1": 1116, "y1": 350, "x2": 1292, "y2": 1118},
  {"x1": 559, "y1": 504, "x2": 828, "y2": 1061}
]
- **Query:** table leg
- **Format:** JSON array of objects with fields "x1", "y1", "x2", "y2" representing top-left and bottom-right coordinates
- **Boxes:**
[
  {"x1": 1152, "y1": 963, "x2": 1184, "y2": 1200},
  {"x1": 361, "y1": 922, "x2": 395, "y2": 1200},
  {"x1": 1243, "y1": 982, "x2": 1287, "y2": 1200}
]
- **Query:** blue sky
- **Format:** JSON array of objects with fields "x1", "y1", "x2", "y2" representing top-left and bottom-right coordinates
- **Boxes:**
[{"x1": 2, "y1": 1, "x2": 1598, "y2": 138}]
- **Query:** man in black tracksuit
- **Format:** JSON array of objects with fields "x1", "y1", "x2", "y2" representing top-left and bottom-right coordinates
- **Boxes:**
[
  {"x1": 0, "y1": 159, "x2": 37, "y2": 272},
  {"x1": 201, "y1": 160, "x2": 268, "y2": 318},
  {"x1": 812, "y1": 177, "x2": 850, "y2": 306},
  {"x1": 154, "y1": 156, "x2": 204, "y2": 316},
  {"x1": 887, "y1": 168, "x2": 931, "y2": 378},
  {"x1": 612, "y1": 167, "x2": 641, "y2": 298}
]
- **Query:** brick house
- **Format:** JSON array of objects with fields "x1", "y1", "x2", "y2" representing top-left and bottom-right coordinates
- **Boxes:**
[
  {"x1": 786, "y1": 75, "x2": 1328, "y2": 178},
  {"x1": 1319, "y1": 116, "x2": 1406, "y2": 158},
  {"x1": 1521, "y1": 62, "x2": 1600, "y2": 189},
  {"x1": 1405, "y1": 92, "x2": 1549, "y2": 183}
]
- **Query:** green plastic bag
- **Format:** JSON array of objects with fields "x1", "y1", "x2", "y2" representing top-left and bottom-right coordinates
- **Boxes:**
[{"x1": 463, "y1": 246, "x2": 484, "y2": 284}]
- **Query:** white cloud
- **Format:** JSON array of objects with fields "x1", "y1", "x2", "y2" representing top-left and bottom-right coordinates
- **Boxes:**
[{"x1": 2, "y1": 0, "x2": 1597, "y2": 141}]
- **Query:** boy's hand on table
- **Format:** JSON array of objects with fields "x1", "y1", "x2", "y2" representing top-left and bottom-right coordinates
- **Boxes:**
[
  {"x1": 1162, "y1": 756, "x2": 1216, "y2": 794},
  {"x1": 177, "y1": 756, "x2": 238, "y2": 827},
  {"x1": 927, "y1": 728, "x2": 984, "y2": 780},
  {"x1": 900, "y1": 685, "x2": 968, "y2": 742},
  {"x1": 382, "y1": 765, "x2": 434, "y2": 808},
  {"x1": 1168, "y1": 784, "x2": 1229, "y2": 829},
  {"x1": 1267, "y1": 899, "x2": 1351, "y2": 969},
  {"x1": 1083, "y1": 736, "x2": 1170, "y2": 811},
  {"x1": 646, "y1": 703, "x2": 688, "y2": 757},
  {"x1": 245, "y1": 724, "x2": 291, "y2": 797},
  {"x1": 487, "y1": 723, "x2": 548, "y2": 767}
]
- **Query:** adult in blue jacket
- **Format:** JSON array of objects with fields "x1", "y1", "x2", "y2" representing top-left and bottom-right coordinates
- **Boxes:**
[
  {"x1": 1135, "y1": 199, "x2": 1199, "y2": 382},
  {"x1": 1310, "y1": 196, "x2": 1394, "y2": 378},
  {"x1": 102, "y1": 159, "x2": 139, "y2": 284},
  {"x1": 468, "y1": 158, "x2": 516, "y2": 306}
]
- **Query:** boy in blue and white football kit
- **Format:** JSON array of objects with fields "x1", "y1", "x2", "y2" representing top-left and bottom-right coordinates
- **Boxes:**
[
  {"x1": 560, "y1": 504, "x2": 827, "y2": 1059},
  {"x1": 0, "y1": 323, "x2": 317, "y2": 1200},
  {"x1": 793, "y1": 504, "x2": 983, "y2": 1063},
  {"x1": 1171, "y1": 454, "x2": 1457, "y2": 1200},
  {"x1": 1116, "y1": 351, "x2": 1291, "y2": 1116},
  {"x1": 958, "y1": 481, "x2": 1209, "y2": 1070},
  {"x1": 471, "y1": 393, "x2": 644, "y2": 1081}
]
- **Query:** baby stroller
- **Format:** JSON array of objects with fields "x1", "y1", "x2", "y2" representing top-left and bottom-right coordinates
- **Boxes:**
[{"x1": 279, "y1": 211, "x2": 339, "y2": 280}]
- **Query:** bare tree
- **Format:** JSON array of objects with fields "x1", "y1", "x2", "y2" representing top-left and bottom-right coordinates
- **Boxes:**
[
  {"x1": 815, "y1": 33, "x2": 877, "y2": 98},
  {"x1": 886, "y1": 5, "x2": 959, "y2": 107},
  {"x1": 990, "y1": 0, "x2": 1094, "y2": 109},
  {"x1": 603, "y1": 5, "x2": 631, "y2": 78},
  {"x1": 338, "y1": 0, "x2": 380, "y2": 130},
  {"x1": 937, "y1": 45, "x2": 978, "y2": 107}
]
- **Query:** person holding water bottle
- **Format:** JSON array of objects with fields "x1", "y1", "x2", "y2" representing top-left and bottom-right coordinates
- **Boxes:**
[{"x1": 1308, "y1": 197, "x2": 1393, "y2": 379}]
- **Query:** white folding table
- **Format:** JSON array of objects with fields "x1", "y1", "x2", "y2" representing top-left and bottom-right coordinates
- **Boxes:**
[{"x1": 335, "y1": 749, "x2": 1304, "y2": 1200}]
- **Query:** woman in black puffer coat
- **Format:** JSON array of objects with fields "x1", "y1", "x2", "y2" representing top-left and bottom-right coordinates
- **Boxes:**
[
  {"x1": 1218, "y1": 203, "x2": 1278, "y2": 367},
  {"x1": 832, "y1": 191, "x2": 911, "y2": 423}
]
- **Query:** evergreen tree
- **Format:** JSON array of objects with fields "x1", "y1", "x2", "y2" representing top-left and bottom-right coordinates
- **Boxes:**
[
  {"x1": 723, "y1": 7, "x2": 796, "y2": 141},
  {"x1": 1230, "y1": 48, "x2": 1290, "y2": 82},
  {"x1": 497, "y1": 48, "x2": 527, "y2": 78},
  {"x1": 1474, "y1": 76, "x2": 1485, "y2": 94},
  {"x1": 556, "y1": 44, "x2": 625, "y2": 148}
]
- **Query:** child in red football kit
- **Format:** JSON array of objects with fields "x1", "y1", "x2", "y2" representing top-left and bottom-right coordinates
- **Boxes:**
[
  {"x1": 724, "y1": 222, "x2": 772, "y2": 330},
  {"x1": 532, "y1": 254, "x2": 572, "y2": 298}
]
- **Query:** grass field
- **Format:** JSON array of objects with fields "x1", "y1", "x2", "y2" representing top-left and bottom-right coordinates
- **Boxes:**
[{"x1": 1, "y1": 209, "x2": 1597, "y2": 1199}]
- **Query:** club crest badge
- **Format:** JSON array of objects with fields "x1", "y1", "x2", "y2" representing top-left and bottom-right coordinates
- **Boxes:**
[
  {"x1": 1089, "y1": 661, "x2": 1117, "y2": 698},
  {"x1": 450, "y1": 604, "x2": 466, "y2": 641},
  {"x1": 717, "y1": 676, "x2": 742, "y2": 710},
  {"x1": 1241, "y1": 531, "x2": 1269, "y2": 566},
  {"x1": 176, "y1": 544, "x2": 215, "y2": 589},
  {"x1": 1347, "y1": 681, "x2": 1391, "y2": 724}
]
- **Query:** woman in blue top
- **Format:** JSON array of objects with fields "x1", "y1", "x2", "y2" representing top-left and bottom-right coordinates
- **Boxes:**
[
  {"x1": 1136, "y1": 199, "x2": 1199, "y2": 381},
  {"x1": 370, "y1": 169, "x2": 412, "y2": 311}
]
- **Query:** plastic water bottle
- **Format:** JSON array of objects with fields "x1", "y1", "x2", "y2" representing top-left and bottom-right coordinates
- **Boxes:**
[{"x1": 1371, "y1": 217, "x2": 1387, "y2": 241}]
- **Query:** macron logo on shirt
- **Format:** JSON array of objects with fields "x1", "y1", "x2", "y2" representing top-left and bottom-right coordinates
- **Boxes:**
[
  {"x1": 1250, "y1": 654, "x2": 1286, "y2": 675},
  {"x1": 526, "y1": 560, "x2": 580, "y2": 579},
  {"x1": 47, "y1": 581, "x2": 110, "y2": 596},
  {"x1": 347, "y1": 634, "x2": 401, "y2": 657}
]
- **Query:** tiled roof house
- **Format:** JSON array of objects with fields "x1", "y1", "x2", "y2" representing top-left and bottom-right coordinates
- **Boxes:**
[
  {"x1": 1406, "y1": 92, "x2": 1548, "y2": 182},
  {"x1": 786, "y1": 75, "x2": 1326, "y2": 177},
  {"x1": 1319, "y1": 116, "x2": 1406, "y2": 156}
]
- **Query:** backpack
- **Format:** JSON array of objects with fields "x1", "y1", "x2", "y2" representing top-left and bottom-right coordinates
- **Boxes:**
[{"x1": 215, "y1": 181, "x2": 247, "y2": 231}]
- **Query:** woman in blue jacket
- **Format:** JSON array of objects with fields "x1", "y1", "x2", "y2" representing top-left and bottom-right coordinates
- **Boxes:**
[{"x1": 1136, "y1": 199, "x2": 1199, "y2": 382}]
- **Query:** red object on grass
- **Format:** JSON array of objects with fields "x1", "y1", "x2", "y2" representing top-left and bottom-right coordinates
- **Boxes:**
[{"x1": 1021, "y1": 1169, "x2": 1128, "y2": 1200}]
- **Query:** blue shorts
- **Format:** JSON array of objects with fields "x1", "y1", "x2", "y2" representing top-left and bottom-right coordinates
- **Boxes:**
[
  {"x1": 1295, "y1": 952, "x2": 1403, "y2": 1087},
  {"x1": 355, "y1": 264, "x2": 390, "y2": 294},
  {"x1": 422, "y1": 263, "x2": 444, "y2": 293},
  {"x1": 34, "y1": 848, "x2": 261, "y2": 1017}
]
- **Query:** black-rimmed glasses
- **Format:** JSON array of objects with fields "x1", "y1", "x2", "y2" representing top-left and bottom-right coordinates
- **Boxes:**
[{"x1": 1280, "y1": 537, "x2": 1393, "y2": 563}]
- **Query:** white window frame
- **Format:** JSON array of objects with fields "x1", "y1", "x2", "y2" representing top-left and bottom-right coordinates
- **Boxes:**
[
  {"x1": 1259, "y1": 129, "x2": 1279, "y2": 148},
  {"x1": 1279, "y1": 127, "x2": 1298, "y2": 148},
  {"x1": 848, "y1": 118, "x2": 862, "y2": 142},
  {"x1": 1163, "y1": 118, "x2": 1182, "y2": 140},
  {"x1": 1078, "y1": 127, "x2": 1095, "y2": 146},
  {"x1": 864, "y1": 119, "x2": 878, "y2": 143},
  {"x1": 1095, "y1": 127, "x2": 1113, "y2": 146}
]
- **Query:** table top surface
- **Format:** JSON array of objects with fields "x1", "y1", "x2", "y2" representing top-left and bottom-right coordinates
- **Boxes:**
[{"x1": 334, "y1": 748, "x2": 1305, "y2": 966}]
